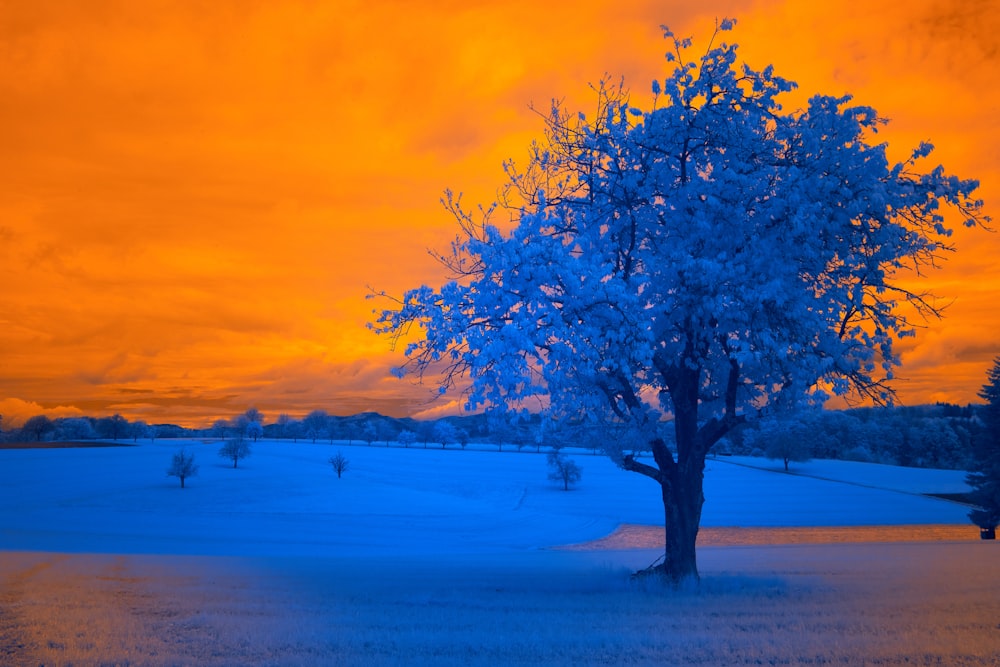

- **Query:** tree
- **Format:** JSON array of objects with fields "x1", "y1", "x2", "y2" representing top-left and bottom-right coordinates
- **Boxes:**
[
  {"x1": 211, "y1": 419, "x2": 230, "y2": 439},
  {"x1": 55, "y1": 417, "x2": 96, "y2": 441},
  {"x1": 397, "y1": 429, "x2": 418, "y2": 448},
  {"x1": 547, "y1": 449, "x2": 582, "y2": 490},
  {"x1": 167, "y1": 449, "x2": 198, "y2": 488},
  {"x1": 244, "y1": 407, "x2": 264, "y2": 427},
  {"x1": 362, "y1": 421, "x2": 378, "y2": 446},
  {"x1": 968, "y1": 357, "x2": 1000, "y2": 535},
  {"x1": 130, "y1": 420, "x2": 150, "y2": 443},
  {"x1": 276, "y1": 413, "x2": 293, "y2": 440},
  {"x1": 432, "y1": 421, "x2": 458, "y2": 449},
  {"x1": 245, "y1": 420, "x2": 264, "y2": 443},
  {"x1": 329, "y1": 451, "x2": 350, "y2": 478},
  {"x1": 22, "y1": 415, "x2": 53, "y2": 442},
  {"x1": 374, "y1": 21, "x2": 988, "y2": 585},
  {"x1": 749, "y1": 417, "x2": 812, "y2": 471},
  {"x1": 219, "y1": 435, "x2": 251, "y2": 469},
  {"x1": 96, "y1": 413, "x2": 128, "y2": 440},
  {"x1": 304, "y1": 410, "x2": 330, "y2": 443}
]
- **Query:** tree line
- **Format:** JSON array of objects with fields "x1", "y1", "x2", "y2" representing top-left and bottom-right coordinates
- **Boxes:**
[{"x1": 0, "y1": 403, "x2": 988, "y2": 473}]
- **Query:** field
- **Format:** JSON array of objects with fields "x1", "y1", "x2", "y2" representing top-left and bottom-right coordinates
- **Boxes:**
[{"x1": 1, "y1": 439, "x2": 997, "y2": 665}]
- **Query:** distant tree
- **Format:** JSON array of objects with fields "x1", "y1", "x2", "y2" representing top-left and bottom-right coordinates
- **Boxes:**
[
  {"x1": 244, "y1": 407, "x2": 264, "y2": 426},
  {"x1": 130, "y1": 420, "x2": 150, "y2": 443},
  {"x1": 55, "y1": 417, "x2": 96, "y2": 441},
  {"x1": 95, "y1": 413, "x2": 128, "y2": 440},
  {"x1": 432, "y1": 421, "x2": 458, "y2": 449},
  {"x1": 378, "y1": 421, "x2": 397, "y2": 446},
  {"x1": 969, "y1": 357, "x2": 1000, "y2": 535},
  {"x1": 287, "y1": 419, "x2": 304, "y2": 442},
  {"x1": 23, "y1": 415, "x2": 54, "y2": 442},
  {"x1": 276, "y1": 413, "x2": 293, "y2": 440},
  {"x1": 416, "y1": 422, "x2": 434, "y2": 449},
  {"x1": 304, "y1": 410, "x2": 330, "y2": 443},
  {"x1": 750, "y1": 417, "x2": 812, "y2": 471},
  {"x1": 362, "y1": 421, "x2": 378, "y2": 446},
  {"x1": 328, "y1": 451, "x2": 350, "y2": 479},
  {"x1": 219, "y1": 435, "x2": 251, "y2": 469},
  {"x1": 167, "y1": 449, "x2": 198, "y2": 488},
  {"x1": 456, "y1": 427, "x2": 470, "y2": 450},
  {"x1": 110, "y1": 413, "x2": 127, "y2": 440},
  {"x1": 486, "y1": 412, "x2": 510, "y2": 452},
  {"x1": 245, "y1": 420, "x2": 264, "y2": 442},
  {"x1": 397, "y1": 429, "x2": 417, "y2": 448},
  {"x1": 374, "y1": 22, "x2": 988, "y2": 584},
  {"x1": 547, "y1": 449, "x2": 582, "y2": 491},
  {"x1": 211, "y1": 419, "x2": 229, "y2": 439}
]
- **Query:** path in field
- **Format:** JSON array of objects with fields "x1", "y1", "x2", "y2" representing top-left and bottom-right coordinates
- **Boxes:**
[{"x1": 564, "y1": 522, "x2": 979, "y2": 550}]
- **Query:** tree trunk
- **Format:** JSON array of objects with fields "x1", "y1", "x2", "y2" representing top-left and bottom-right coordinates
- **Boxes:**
[
  {"x1": 656, "y1": 462, "x2": 703, "y2": 586},
  {"x1": 180, "y1": 476, "x2": 186, "y2": 489},
  {"x1": 623, "y1": 448, "x2": 705, "y2": 587}
]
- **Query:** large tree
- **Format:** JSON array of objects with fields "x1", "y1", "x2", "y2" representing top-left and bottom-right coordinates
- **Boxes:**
[
  {"x1": 374, "y1": 21, "x2": 988, "y2": 585},
  {"x1": 969, "y1": 357, "x2": 1000, "y2": 534}
]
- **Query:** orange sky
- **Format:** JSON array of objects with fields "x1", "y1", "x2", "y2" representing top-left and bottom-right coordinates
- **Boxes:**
[{"x1": 0, "y1": 0, "x2": 997, "y2": 427}]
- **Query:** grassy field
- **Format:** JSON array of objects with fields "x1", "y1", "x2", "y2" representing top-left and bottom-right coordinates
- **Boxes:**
[
  {"x1": 0, "y1": 439, "x2": 995, "y2": 665},
  {"x1": 1, "y1": 543, "x2": 998, "y2": 666}
]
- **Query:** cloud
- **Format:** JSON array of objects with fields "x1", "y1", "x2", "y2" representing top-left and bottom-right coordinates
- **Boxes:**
[{"x1": 0, "y1": 398, "x2": 83, "y2": 428}]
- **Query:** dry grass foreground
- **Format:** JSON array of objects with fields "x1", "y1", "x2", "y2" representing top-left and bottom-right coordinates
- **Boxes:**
[{"x1": 1, "y1": 540, "x2": 998, "y2": 666}]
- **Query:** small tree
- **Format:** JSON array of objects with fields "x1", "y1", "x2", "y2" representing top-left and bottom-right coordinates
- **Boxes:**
[
  {"x1": 329, "y1": 451, "x2": 350, "y2": 478},
  {"x1": 397, "y1": 429, "x2": 417, "y2": 448},
  {"x1": 245, "y1": 420, "x2": 264, "y2": 443},
  {"x1": 219, "y1": 436, "x2": 251, "y2": 469},
  {"x1": 433, "y1": 421, "x2": 458, "y2": 449},
  {"x1": 547, "y1": 449, "x2": 582, "y2": 491},
  {"x1": 167, "y1": 449, "x2": 198, "y2": 488},
  {"x1": 751, "y1": 417, "x2": 813, "y2": 471},
  {"x1": 969, "y1": 357, "x2": 1000, "y2": 536}
]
